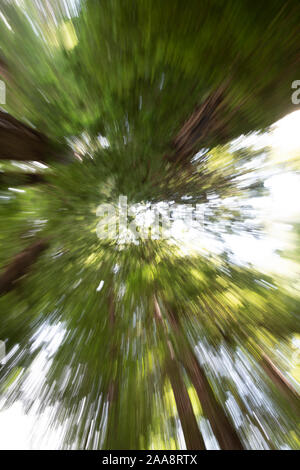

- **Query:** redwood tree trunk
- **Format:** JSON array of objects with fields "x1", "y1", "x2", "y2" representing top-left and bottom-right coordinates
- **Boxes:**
[
  {"x1": 0, "y1": 238, "x2": 49, "y2": 295},
  {"x1": 103, "y1": 289, "x2": 121, "y2": 449},
  {"x1": 0, "y1": 111, "x2": 69, "y2": 162},
  {"x1": 166, "y1": 307, "x2": 244, "y2": 450},
  {"x1": 154, "y1": 296, "x2": 205, "y2": 450},
  {"x1": 166, "y1": 356, "x2": 206, "y2": 450},
  {"x1": 0, "y1": 171, "x2": 46, "y2": 188},
  {"x1": 164, "y1": 83, "x2": 231, "y2": 166},
  {"x1": 183, "y1": 347, "x2": 244, "y2": 450},
  {"x1": 259, "y1": 350, "x2": 300, "y2": 417}
]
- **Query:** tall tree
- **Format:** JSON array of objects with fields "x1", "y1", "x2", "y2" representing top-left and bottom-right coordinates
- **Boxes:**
[
  {"x1": 154, "y1": 296, "x2": 206, "y2": 450},
  {"x1": 163, "y1": 303, "x2": 244, "y2": 449},
  {"x1": 0, "y1": 238, "x2": 49, "y2": 295},
  {"x1": 0, "y1": 111, "x2": 70, "y2": 163}
]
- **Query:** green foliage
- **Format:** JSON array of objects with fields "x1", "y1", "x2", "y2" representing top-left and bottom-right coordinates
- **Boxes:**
[{"x1": 0, "y1": 0, "x2": 299, "y2": 450}]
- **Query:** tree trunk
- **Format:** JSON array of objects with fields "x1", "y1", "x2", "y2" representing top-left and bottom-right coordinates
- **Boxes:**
[
  {"x1": 0, "y1": 111, "x2": 70, "y2": 163},
  {"x1": 164, "y1": 82, "x2": 230, "y2": 166},
  {"x1": 183, "y1": 347, "x2": 244, "y2": 450},
  {"x1": 238, "y1": 331, "x2": 299, "y2": 416},
  {"x1": 0, "y1": 238, "x2": 49, "y2": 295},
  {"x1": 107, "y1": 289, "x2": 118, "y2": 413},
  {"x1": 0, "y1": 171, "x2": 46, "y2": 188},
  {"x1": 166, "y1": 307, "x2": 244, "y2": 450},
  {"x1": 103, "y1": 289, "x2": 121, "y2": 449},
  {"x1": 166, "y1": 356, "x2": 206, "y2": 450},
  {"x1": 259, "y1": 350, "x2": 300, "y2": 416},
  {"x1": 153, "y1": 296, "x2": 206, "y2": 450},
  {"x1": 0, "y1": 56, "x2": 11, "y2": 82}
]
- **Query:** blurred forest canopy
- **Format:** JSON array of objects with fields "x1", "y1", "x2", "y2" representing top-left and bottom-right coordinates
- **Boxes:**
[{"x1": 0, "y1": 0, "x2": 299, "y2": 450}]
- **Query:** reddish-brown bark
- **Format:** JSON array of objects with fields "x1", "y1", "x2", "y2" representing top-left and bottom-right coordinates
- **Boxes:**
[
  {"x1": 0, "y1": 111, "x2": 70, "y2": 162},
  {"x1": 154, "y1": 296, "x2": 206, "y2": 450},
  {"x1": 0, "y1": 238, "x2": 49, "y2": 295},
  {"x1": 166, "y1": 307, "x2": 244, "y2": 450},
  {"x1": 166, "y1": 356, "x2": 206, "y2": 450},
  {"x1": 0, "y1": 171, "x2": 46, "y2": 187}
]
